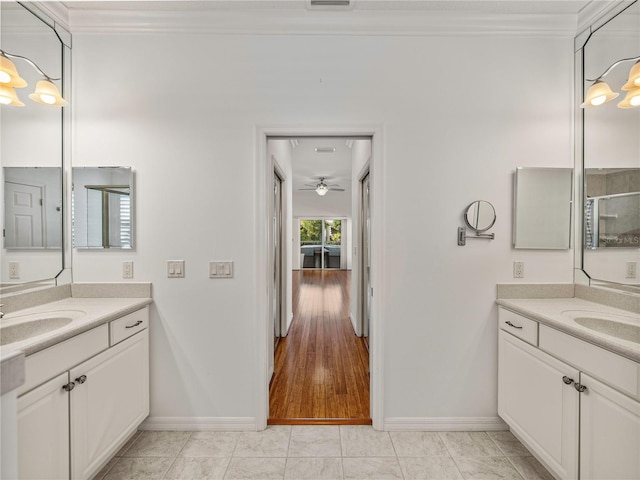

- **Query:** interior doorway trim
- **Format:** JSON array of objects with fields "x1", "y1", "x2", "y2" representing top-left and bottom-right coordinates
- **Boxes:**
[{"x1": 255, "y1": 126, "x2": 386, "y2": 430}]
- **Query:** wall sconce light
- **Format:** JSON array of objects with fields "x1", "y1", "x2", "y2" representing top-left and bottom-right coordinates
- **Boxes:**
[
  {"x1": 582, "y1": 56, "x2": 640, "y2": 108},
  {"x1": 0, "y1": 50, "x2": 67, "y2": 107}
]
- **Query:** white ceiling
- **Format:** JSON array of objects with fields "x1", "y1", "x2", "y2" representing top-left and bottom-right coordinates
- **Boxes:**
[
  {"x1": 289, "y1": 137, "x2": 354, "y2": 193},
  {"x1": 62, "y1": 1, "x2": 593, "y2": 15}
]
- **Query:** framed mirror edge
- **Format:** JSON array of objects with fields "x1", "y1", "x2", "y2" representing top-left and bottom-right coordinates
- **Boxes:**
[
  {"x1": 0, "y1": 1, "x2": 72, "y2": 295},
  {"x1": 575, "y1": 0, "x2": 640, "y2": 293}
]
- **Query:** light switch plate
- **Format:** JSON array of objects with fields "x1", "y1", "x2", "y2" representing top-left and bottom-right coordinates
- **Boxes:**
[
  {"x1": 210, "y1": 261, "x2": 233, "y2": 278},
  {"x1": 168, "y1": 260, "x2": 185, "y2": 278}
]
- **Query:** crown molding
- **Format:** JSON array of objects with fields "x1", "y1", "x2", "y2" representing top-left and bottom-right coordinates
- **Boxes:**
[
  {"x1": 68, "y1": 9, "x2": 579, "y2": 37},
  {"x1": 30, "y1": 1, "x2": 70, "y2": 30},
  {"x1": 577, "y1": 0, "x2": 635, "y2": 34}
]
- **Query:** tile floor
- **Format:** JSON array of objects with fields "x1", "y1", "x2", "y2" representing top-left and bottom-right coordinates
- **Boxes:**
[{"x1": 94, "y1": 426, "x2": 555, "y2": 480}]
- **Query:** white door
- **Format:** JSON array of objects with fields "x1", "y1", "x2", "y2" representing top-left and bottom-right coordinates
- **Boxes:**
[
  {"x1": 17, "y1": 372, "x2": 70, "y2": 480},
  {"x1": 498, "y1": 331, "x2": 579, "y2": 480},
  {"x1": 273, "y1": 172, "x2": 283, "y2": 342},
  {"x1": 579, "y1": 373, "x2": 640, "y2": 480},
  {"x1": 4, "y1": 181, "x2": 44, "y2": 248},
  {"x1": 361, "y1": 173, "x2": 371, "y2": 345},
  {"x1": 70, "y1": 331, "x2": 149, "y2": 479}
]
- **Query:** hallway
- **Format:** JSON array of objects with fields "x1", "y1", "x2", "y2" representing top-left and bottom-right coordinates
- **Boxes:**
[{"x1": 269, "y1": 270, "x2": 370, "y2": 423}]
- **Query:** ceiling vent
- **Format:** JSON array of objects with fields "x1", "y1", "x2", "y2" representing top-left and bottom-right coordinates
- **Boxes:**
[
  {"x1": 308, "y1": 0, "x2": 353, "y2": 10},
  {"x1": 315, "y1": 147, "x2": 336, "y2": 153}
]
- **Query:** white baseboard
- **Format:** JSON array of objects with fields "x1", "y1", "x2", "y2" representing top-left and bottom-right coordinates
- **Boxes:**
[
  {"x1": 140, "y1": 417, "x2": 257, "y2": 431},
  {"x1": 384, "y1": 417, "x2": 508, "y2": 431}
]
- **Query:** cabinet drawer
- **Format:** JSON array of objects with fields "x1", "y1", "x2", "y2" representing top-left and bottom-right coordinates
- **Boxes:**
[
  {"x1": 19, "y1": 325, "x2": 109, "y2": 396},
  {"x1": 110, "y1": 307, "x2": 148, "y2": 346},
  {"x1": 499, "y1": 308, "x2": 538, "y2": 346},
  {"x1": 539, "y1": 325, "x2": 640, "y2": 401}
]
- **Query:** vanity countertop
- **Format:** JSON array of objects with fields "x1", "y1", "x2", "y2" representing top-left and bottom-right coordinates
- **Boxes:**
[
  {"x1": 0, "y1": 296, "x2": 152, "y2": 358},
  {"x1": 496, "y1": 297, "x2": 640, "y2": 363}
]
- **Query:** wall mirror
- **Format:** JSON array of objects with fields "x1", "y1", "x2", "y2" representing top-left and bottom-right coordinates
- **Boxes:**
[
  {"x1": 581, "y1": 0, "x2": 640, "y2": 287},
  {"x1": 513, "y1": 167, "x2": 573, "y2": 250},
  {"x1": 72, "y1": 167, "x2": 134, "y2": 249},
  {"x1": 464, "y1": 200, "x2": 496, "y2": 233},
  {"x1": 1, "y1": 2, "x2": 69, "y2": 289}
]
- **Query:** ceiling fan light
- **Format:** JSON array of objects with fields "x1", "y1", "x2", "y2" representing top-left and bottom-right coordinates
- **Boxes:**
[
  {"x1": 29, "y1": 79, "x2": 68, "y2": 106},
  {"x1": 581, "y1": 80, "x2": 619, "y2": 108},
  {"x1": 0, "y1": 55, "x2": 28, "y2": 88},
  {"x1": 621, "y1": 60, "x2": 640, "y2": 91},
  {"x1": 316, "y1": 184, "x2": 329, "y2": 196},
  {"x1": 0, "y1": 84, "x2": 25, "y2": 106},
  {"x1": 617, "y1": 87, "x2": 640, "y2": 108}
]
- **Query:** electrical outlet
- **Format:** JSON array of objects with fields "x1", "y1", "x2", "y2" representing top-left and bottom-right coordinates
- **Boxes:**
[
  {"x1": 626, "y1": 261, "x2": 637, "y2": 279},
  {"x1": 513, "y1": 261, "x2": 525, "y2": 279},
  {"x1": 9, "y1": 262, "x2": 20, "y2": 279},
  {"x1": 123, "y1": 261, "x2": 134, "y2": 279}
]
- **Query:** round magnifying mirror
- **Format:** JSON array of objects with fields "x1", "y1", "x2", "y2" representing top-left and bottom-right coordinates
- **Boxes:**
[{"x1": 464, "y1": 200, "x2": 496, "y2": 233}]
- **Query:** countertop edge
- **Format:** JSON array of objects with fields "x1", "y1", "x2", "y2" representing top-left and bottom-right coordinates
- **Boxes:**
[
  {"x1": 2, "y1": 298, "x2": 152, "y2": 358},
  {"x1": 496, "y1": 298, "x2": 640, "y2": 363}
]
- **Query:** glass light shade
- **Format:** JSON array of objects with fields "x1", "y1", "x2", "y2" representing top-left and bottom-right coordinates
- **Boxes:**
[
  {"x1": 581, "y1": 80, "x2": 619, "y2": 108},
  {"x1": 0, "y1": 84, "x2": 25, "y2": 106},
  {"x1": 316, "y1": 185, "x2": 329, "y2": 196},
  {"x1": 621, "y1": 60, "x2": 640, "y2": 91},
  {"x1": 617, "y1": 87, "x2": 640, "y2": 108},
  {"x1": 28, "y1": 80, "x2": 68, "y2": 106},
  {"x1": 0, "y1": 55, "x2": 28, "y2": 88}
]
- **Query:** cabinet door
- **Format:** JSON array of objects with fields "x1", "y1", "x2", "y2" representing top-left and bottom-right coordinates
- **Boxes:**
[
  {"x1": 17, "y1": 372, "x2": 70, "y2": 480},
  {"x1": 498, "y1": 331, "x2": 579, "y2": 480},
  {"x1": 70, "y1": 330, "x2": 149, "y2": 480},
  {"x1": 580, "y1": 373, "x2": 640, "y2": 480}
]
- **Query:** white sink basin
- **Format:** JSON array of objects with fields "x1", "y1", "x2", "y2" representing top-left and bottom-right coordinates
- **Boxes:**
[
  {"x1": 0, "y1": 310, "x2": 86, "y2": 346},
  {"x1": 561, "y1": 310, "x2": 640, "y2": 344}
]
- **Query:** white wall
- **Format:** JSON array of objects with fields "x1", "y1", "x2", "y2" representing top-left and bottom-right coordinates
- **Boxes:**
[
  {"x1": 72, "y1": 30, "x2": 574, "y2": 424},
  {"x1": 349, "y1": 140, "x2": 372, "y2": 334},
  {"x1": 268, "y1": 139, "x2": 294, "y2": 337}
]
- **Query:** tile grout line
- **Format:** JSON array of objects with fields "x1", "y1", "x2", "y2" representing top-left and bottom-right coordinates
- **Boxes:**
[
  {"x1": 387, "y1": 431, "x2": 406, "y2": 479},
  {"x1": 486, "y1": 432, "x2": 527, "y2": 480},
  {"x1": 436, "y1": 432, "x2": 467, "y2": 479},
  {"x1": 161, "y1": 431, "x2": 193, "y2": 479}
]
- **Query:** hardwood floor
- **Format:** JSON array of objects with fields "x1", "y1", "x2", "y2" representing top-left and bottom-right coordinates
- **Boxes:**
[{"x1": 269, "y1": 270, "x2": 371, "y2": 424}]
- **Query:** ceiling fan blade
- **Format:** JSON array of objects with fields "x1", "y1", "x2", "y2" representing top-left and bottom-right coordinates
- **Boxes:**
[
  {"x1": 298, "y1": 188, "x2": 317, "y2": 191},
  {"x1": 329, "y1": 188, "x2": 345, "y2": 192}
]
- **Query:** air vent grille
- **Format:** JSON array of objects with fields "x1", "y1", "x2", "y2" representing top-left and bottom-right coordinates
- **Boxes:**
[{"x1": 309, "y1": 0, "x2": 352, "y2": 8}]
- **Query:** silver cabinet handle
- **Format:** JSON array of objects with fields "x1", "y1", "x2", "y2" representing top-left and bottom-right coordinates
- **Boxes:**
[
  {"x1": 505, "y1": 321, "x2": 523, "y2": 330},
  {"x1": 62, "y1": 382, "x2": 75, "y2": 392},
  {"x1": 75, "y1": 375, "x2": 87, "y2": 384},
  {"x1": 125, "y1": 320, "x2": 143, "y2": 329},
  {"x1": 574, "y1": 383, "x2": 587, "y2": 393},
  {"x1": 562, "y1": 376, "x2": 574, "y2": 385}
]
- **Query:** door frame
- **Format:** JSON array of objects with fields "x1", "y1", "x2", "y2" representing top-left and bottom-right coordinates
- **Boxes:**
[{"x1": 255, "y1": 126, "x2": 385, "y2": 430}]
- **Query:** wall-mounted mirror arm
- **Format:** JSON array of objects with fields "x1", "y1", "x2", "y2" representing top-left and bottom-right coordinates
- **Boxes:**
[
  {"x1": 586, "y1": 55, "x2": 640, "y2": 82},
  {"x1": 457, "y1": 227, "x2": 495, "y2": 246}
]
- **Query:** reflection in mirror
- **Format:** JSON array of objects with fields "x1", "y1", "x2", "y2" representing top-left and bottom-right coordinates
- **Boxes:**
[
  {"x1": 3, "y1": 167, "x2": 62, "y2": 249},
  {"x1": 1, "y1": 2, "x2": 67, "y2": 289},
  {"x1": 585, "y1": 168, "x2": 639, "y2": 249},
  {"x1": 464, "y1": 200, "x2": 496, "y2": 233},
  {"x1": 72, "y1": 168, "x2": 134, "y2": 249},
  {"x1": 582, "y1": 1, "x2": 640, "y2": 287},
  {"x1": 513, "y1": 168, "x2": 573, "y2": 250}
]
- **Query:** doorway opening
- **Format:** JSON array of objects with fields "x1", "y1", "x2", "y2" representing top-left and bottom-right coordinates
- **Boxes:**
[{"x1": 267, "y1": 135, "x2": 372, "y2": 425}]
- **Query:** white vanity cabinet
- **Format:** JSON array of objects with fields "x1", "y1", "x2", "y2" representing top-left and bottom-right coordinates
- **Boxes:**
[
  {"x1": 16, "y1": 307, "x2": 149, "y2": 480},
  {"x1": 498, "y1": 307, "x2": 640, "y2": 480},
  {"x1": 498, "y1": 329, "x2": 579, "y2": 479}
]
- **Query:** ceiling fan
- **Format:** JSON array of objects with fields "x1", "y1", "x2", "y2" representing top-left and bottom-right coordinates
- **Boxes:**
[{"x1": 298, "y1": 177, "x2": 345, "y2": 196}]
